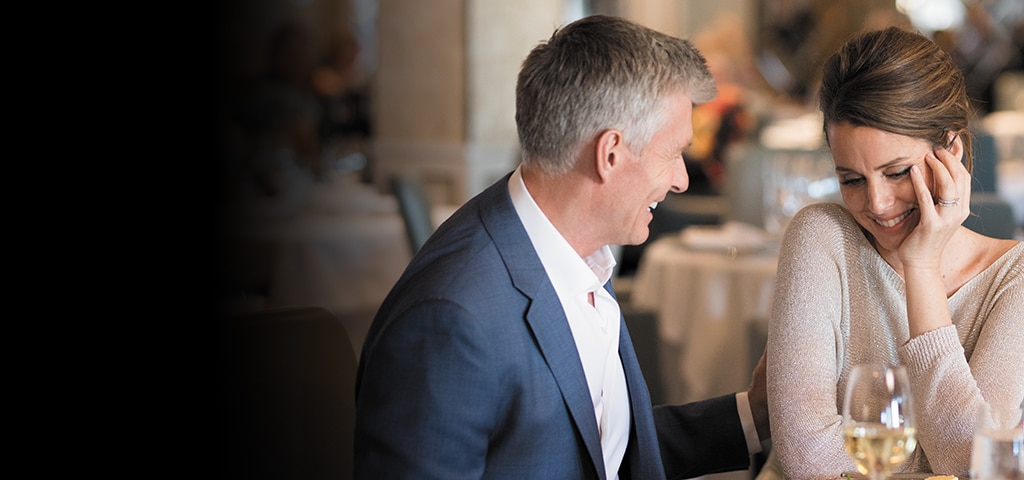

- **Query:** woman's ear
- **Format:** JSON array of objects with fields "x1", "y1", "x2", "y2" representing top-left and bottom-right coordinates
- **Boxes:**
[{"x1": 946, "y1": 131, "x2": 963, "y2": 159}]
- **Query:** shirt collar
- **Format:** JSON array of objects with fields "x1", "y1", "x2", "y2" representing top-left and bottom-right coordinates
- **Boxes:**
[{"x1": 508, "y1": 165, "x2": 617, "y2": 296}]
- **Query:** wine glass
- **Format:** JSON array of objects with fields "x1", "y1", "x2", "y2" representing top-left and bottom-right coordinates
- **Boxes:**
[
  {"x1": 842, "y1": 363, "x2": 918, "y2": 480},
  {"x1": 970, "y1": 401, "x2": 1024, "y2": 480}
]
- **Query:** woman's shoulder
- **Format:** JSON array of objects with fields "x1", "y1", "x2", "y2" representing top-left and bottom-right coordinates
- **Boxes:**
[
  {"x1": 787, "y1": 202, "x2": 861, "y2": 238},
  {"x1": 967, "y1": 240, "x2": 1024, "y2": 300},
  {"x1": 954, "y1": 235, "x2": 1023, "y2": 297},
  {"x1": 1003, "y1": 240, "x2": 1024, "y2": 257},
  {"x1": 793, "y1": 201, "x2": 849, "y2": 219},
  {"x1": 991, "y1": 240, "x2": 1024, "y2": 272},
  {"x1": 966, "y1": 233, "x2": 1023, "y2": 271},
  {"x1": 776, "y1": 203, "x2": 872, "y2": 268}
]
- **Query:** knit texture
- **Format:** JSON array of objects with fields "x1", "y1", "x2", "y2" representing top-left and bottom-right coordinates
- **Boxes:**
[{"x1": 763, "y1": 202, "x2": 1023, "y2": 479}]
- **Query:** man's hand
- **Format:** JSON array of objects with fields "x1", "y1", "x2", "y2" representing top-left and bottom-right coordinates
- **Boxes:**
[{"x1": 747, "y1": 349, "x2": 770, "y2": 441}]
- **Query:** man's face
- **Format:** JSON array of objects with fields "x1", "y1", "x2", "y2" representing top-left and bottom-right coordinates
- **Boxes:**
[{"x1": 611, "y1": 91, "x2": 693, "y2": 246}]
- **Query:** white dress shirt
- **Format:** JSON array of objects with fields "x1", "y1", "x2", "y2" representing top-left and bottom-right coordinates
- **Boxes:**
[
  {"x1": 508, "y1": 166, "x2": 630, "y2": 479},
  {"x1": 507, "y1": 166, "x2": 763, "y2": 477}
]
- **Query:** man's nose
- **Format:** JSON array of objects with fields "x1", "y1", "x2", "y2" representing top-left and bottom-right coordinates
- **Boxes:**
[{"x1": 670, "y1": 158, "x2": 690, "y2": 194}]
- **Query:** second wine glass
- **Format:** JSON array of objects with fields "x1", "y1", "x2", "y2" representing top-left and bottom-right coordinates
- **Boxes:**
[{"x1": 842, "y1": 363, "x2": 918, "y2": 480}]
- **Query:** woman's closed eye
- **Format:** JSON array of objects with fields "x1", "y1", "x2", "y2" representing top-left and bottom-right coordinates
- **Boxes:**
[
  {"x1": 886, "y1": 166, "x2": 912, "y2": 179},
  {"x1": 839, "y1": 167, "x2": 912, "y2": 187}
]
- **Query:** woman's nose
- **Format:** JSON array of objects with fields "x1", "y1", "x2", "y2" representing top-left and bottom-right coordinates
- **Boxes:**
[{"x1": 866, "y1": 181, "x2": 895, "y2": 213}]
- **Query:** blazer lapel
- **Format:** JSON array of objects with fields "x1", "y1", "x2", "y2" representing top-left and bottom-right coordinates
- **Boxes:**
[
  {"x1": 615, "y1": 303, "x2": 664, "y2": 479},
  {"x1": 478, "y1": 176, "x2": 607, "y2": 479},
  {"x1": 525, "y1": 290, "x2": 606, "y2": 478}
]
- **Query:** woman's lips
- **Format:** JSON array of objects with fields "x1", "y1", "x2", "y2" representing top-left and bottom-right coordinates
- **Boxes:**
[{"x1": 875, "y1": 209, "x2": 912, "y2": 228}]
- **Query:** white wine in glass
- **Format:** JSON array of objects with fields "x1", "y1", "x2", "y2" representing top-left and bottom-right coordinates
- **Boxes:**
[{"x1": 842, "y1": 363, "x2": 917, "y2": 480}]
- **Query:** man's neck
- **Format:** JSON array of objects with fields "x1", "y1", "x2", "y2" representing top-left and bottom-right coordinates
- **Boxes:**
[{"x1": 520, "y1": 165, "x2": 601, "y2": 258}]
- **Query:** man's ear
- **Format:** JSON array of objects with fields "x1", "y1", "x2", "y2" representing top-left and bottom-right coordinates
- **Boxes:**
[{"x1": 595, "y1": 129, "x2": 624, "y2": 182}]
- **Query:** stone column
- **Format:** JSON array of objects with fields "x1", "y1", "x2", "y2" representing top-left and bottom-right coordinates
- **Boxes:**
[{"x1": 371, "y1": 0, "x2": 563, "y2": 204}]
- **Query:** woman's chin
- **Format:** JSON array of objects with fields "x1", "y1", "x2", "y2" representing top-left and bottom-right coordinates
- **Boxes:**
[{"x1": 861, "y1": 212, "x2": 917, "y2": 253}]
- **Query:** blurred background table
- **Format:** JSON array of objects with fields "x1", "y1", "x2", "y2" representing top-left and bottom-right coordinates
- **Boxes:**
[
  {"x1": 630, "y1": 230, "x2": 778, "y2": 405},
  {"x1": 219, "y1": 168, "x2": 456, "y2": 351}
]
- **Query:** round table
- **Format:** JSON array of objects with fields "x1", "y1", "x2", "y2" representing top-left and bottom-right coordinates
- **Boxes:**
[{"x1": 630, "y1": 234, "x2": 778, "y2": 404}]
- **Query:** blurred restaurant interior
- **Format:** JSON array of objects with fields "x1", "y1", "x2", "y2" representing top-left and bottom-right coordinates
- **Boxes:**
[{"x1": 216, "y1": 0, "x2": 1022, "y2": 476}]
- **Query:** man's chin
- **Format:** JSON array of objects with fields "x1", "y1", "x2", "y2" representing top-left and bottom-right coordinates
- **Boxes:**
[{"x1": 627, "y1": 230, "x2": 651, "y2": 246}]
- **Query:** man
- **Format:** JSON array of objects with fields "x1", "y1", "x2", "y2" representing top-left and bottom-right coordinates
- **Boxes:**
[{"x1": 355, "y1": 15, "x2": 768, "y2": 480}]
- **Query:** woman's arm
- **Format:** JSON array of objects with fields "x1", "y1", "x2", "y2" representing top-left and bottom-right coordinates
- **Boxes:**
[
  {"x1": 767, "y1": 204, "x2": 858, "y2": 479},
  {"x1": 900, "y1": 137, "x2": 971, "y2": 338},
  {"x1": 899, "y1": 256, "x2": 1024, "y2": 476},
  {"x1": 894, "y1": 134, "x2": 996, "y2": 476}
]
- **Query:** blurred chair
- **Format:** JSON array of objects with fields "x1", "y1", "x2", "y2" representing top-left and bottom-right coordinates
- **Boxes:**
[
  {"x1": 218, "y1": 305, "x2": 357, "y2": 480},
  {"x1": 973, "y1": 129, "x2": 999, "y2": 194},
  {"x1": 965, "y1": 193, "x2": 1016, "y2": 240},
  {"x1": 963, "y1": 131, "x2": 1016, "y2": 240},
  {"x1": 390, "y1": 174, "x2": 434, "y2": 255}
]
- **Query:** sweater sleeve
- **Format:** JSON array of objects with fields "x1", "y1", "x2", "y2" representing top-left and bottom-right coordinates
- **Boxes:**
[
  {"x1": 898, "y1": 248, "x2": 1024, "y2": 477},
  {"x1": 766, "y1": 203, "x2": 859, "y2": 480}
]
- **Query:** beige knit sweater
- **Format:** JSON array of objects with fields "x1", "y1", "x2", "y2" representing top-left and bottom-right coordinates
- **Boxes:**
[{"x1": 762, "y1": 202, "x2": 1023, "y2": 479}]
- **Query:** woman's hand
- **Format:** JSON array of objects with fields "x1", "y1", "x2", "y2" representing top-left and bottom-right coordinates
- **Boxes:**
[
  {"x1": 899, "y1": 134, "x2": 971, "y2": 270},
  {"x1": 747, "y1": 348, "x2": 770, "y2": 442},
  {"x1": 901, "y1": 134, "x2": 969, "y2": 338}
]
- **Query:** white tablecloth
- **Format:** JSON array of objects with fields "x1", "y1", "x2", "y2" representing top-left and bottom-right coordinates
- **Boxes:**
[{"x1": 630, "y1": 233, "x2": 778, "y2": 405}]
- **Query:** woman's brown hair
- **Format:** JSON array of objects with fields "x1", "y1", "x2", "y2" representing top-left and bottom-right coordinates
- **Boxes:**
[{"x1": 819, "y1": 26, "x2": 974, "y2": 172}]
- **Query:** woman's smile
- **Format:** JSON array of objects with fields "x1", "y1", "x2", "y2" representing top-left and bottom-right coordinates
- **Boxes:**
[{"x1": 873, "y1": 208, "x2": 914, "y2": 228}]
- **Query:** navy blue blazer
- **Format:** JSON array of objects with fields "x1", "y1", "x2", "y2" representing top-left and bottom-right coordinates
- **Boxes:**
[{"x1": 355, "y1": 173, "x2": 750, "y2": 479}]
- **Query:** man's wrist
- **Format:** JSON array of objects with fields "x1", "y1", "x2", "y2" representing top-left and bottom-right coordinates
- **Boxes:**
[{"x1": 736, "y1": 392, "x2": 763, "y2": 454}]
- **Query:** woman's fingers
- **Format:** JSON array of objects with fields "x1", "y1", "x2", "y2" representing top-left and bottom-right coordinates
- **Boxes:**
[
  {"x1": 927, "y1": 134, "x2": 971, "y2": 221},
  {"x1": 927, "y1": 149, "x2": 957, "y2": 204},
  {"x1": 910, "y1": 164, "x2": 936, "y2": 218}
]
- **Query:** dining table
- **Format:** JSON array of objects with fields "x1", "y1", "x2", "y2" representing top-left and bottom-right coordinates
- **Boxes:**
[{"x1": 629, "y1": 222, "x2": 780, "y2": 406}]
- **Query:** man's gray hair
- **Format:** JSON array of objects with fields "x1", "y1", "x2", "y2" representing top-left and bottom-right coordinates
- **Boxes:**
[{"x1": 516, "y1": 15, "x2": 717, "y2": 176}]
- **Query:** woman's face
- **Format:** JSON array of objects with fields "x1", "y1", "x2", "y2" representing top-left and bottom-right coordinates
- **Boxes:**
[{"x1": 827, "y1": 122, "x2": 938, "y2": 253}]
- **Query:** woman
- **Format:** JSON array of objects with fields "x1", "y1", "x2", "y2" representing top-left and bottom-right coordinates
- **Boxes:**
[{"x1": 759, "y1": 27, "x2": 1023, "y2": 479}]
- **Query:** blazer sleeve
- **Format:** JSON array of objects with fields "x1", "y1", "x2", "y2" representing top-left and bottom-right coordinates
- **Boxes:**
[
  {"x1": 653, "y1": 393, "x2": 751, "y2": 480},
  {"x1": 355, "y1": 299, "x2": 502, "y2": 479}
]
